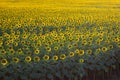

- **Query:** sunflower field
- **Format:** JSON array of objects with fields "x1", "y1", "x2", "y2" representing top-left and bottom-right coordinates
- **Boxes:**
[{"x1": 0, "y1": 0, "x2": 120, "y2": 80}]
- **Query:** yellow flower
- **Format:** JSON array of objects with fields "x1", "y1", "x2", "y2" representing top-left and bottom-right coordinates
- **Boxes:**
[
  {"x1": 0, "y1": 41, "x2": 3, "y2": 46},
  {"x1": 102, "y1": 47, "x2": 107, "y2": 52},
  {"x1": 22, "y1": 34, "x2": 27, "y2": 39},
  {"x1": 13, "y1": 58, "x2": 19, "y2": 63},
  {"x1": 52, "y1": 55, "x2": 58, "y2": 61},
  {"x1": 87, "y1": 49, "x2": 92, "y2": 55},
  {"x1": 88, "y1": 41, "x2": 92, "y2": 46},
  {"x1": 108, "y1": 45, "x2": 114, "y2": 50},
  {"x1": 1, "y1": 59, "x2": 8, "y2": 66},
  {"x1": 95, "y1": 48, "x2": 101, "y2": 54},
  {"x1": 60, "y1": 54, "x2": 66, "y2": 60},
  {"x1": 0, "y1": 46, "x2": 3, "y2": 49},
  {"x1": 75, "y1": 38, "x2": 79, "y2": 42},
  {"x1": 118, "y1": 42, "x2": 120, "y2": 48},
  {"x1": 44, "y1": 43, "x2": 49, "y2": 47},
  {"x1": 67, "y1": 45, "x2": 72, "y2": 49},
  {"x1": 75, "y1": 49, "x2": 80, "y2": 54},
  {"x1": 8, "y1": 46, "x2": 13, "y2": 51},
  {"x1": 81, "y1": 42, "x2": 86, "y2": 46},
  {"x1": 99, "y1": 37, "x2": 103, "y2": 41},
  {"x1": 69, "y1": 52, "x2": 75, "y2": 57},
  {"x1": 34, "y1": 49, "x2": 40, "y2": 54},
  {"x1": 17, "y1": 49, "x2": 23, "y2": 54},
  {"x1": 14, "y1": 42, "x2": 18, "y2": 46},
  {"x1": 96, "y1": 40, "x2": 101, "y2": 45},
  {"x1": 23, "y1": 45, "x2": 29, "y2": 50},
  {"x1": 1, "y1": 50, "x2": 6, "y2": 54},
  {"x1": 25, "y1": 56, "x2": 32, "y2": 62},
  {"x1": 54, "y1": 46, "x2": 59, "y2": 51},
  {"x1": 73, "y1": 43, "x2": 78, "y2": 47},
  {"x1": 21, "y1": 40, "x2": 26, "y2": 45},
  {"x1": 10, "y1": 49, "x2": 15, "y2": 54},
  {"x1": 59, "y1": 43, "x2": 64, "y2": 47},
  {"x1": 79, "y1": 50, "x2": 84, "y2": 56},
  {"x1": 79, "y1": 59, "x2": 84, "y2": 63},
  {"x1": 34, "y1": 56, "x2": 40, "y2": 62},
  {"x1": 43, "y1": 55, "x2": 50, "y2": 61},
  {"x1": 46, "y1": 47, "x2": 51, "y2": 52}
]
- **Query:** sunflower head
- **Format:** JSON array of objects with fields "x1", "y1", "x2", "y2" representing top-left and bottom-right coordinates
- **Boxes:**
[
  {"x1": 34, "y1": 49, "x2": 40, "y2": 54},
  {"x1": 79, "y1": 50, "x2": 84, "y2": 56},
  {"x1": 53, "y1": 55, "x2": 58, "y2": 61},
  {"x1": 1, "y1": 59, "x2": 8, "y2": 66},
  {"x1": 34, "y1": 56, "x2": 40, "y2": 62},
  {"x1": 87, "y1": 49, "x2": 92, "y2": 55},
  {"x1": 25, "y1": 56, "x2": 32, "y2": 62},
  {"x1": 69, "y1": 52, "x2": 75, "y2": 57},
  {"x1": 46, "y1": 47, "x2": 51, "y2": 52},
  {"x1": 102, "y1": 47, "x2": 107, "y2": 52},
  {"x1": 79, "y1": 59, "x2": 84, "y2": 63},
  {"x1": 60, "y1": 54, "x2": 66, "y2": 60},
  {"x1": 13, "y1": 58, "x2": 19, "y2": 63},
  {"x1": 43, "y1": 55, "x2": 50, "y2": 61},
  {"x1": 54, "y1": 46, "x2": 59, "y2": 51}
]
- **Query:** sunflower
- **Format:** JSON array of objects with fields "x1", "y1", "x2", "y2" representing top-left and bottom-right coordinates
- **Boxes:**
[
  {"x1": 67, "y1": 45, "x2": 72, "y2": 49},
  {"x1": 105, "y1": 40, "x2": 110, "y2": 44},
  {"x1": 1, "y1": 50, "x2": 6, "y2": 54},
  {"x1": 102, "y1": 47, "x2": 107, "y2": 52},
  {"x1": 54, "y1": 46, "x2": 59, "y2": 51},
  {"x1": 21, "y1": 40, "x2": 26, "y2": 45},
  {"x1": 23, "y1": 45, "x2": 29, "y2": 50},
  {"x1": 43, "y1": 55, "x2": 50, "y2": 61},
  {"x1": 36, "y1": 42, "x2": 41, "y2": 47},
  {"x1": 79, "y1": 59, "x2": 84, "y2": 63},
  {"x1": 60, "y1": 54, "x2": 66, "y2": 60},
  {"x1": 12, "y1": 58, "x2": 19, "y2": 63},
  {"x1": 69, "y1": 52, "x2": 75, "y2": 57},
  {"x1": 46, "y1": 47, "x2": 51, "y2": 52},
  {"x1": 22, "y1": 35, "x2": 27, "y2": 39},
  {"x1": 17, "y1": 49, "x2": 23, "y2": 54},
  {"x1": 95, "y1": 48, "x2": 101, "y2": 54},
  {"x1": 89, "y1": 37, "x2": 93, "y2": 41},
  {"x1": 88, "y1": 41, "x2": 92, "y2": 45},
  {"x1": 0, "y1": 46, "x2": 3, "y2": 49},
  {"x1": 118, "y1": 42, "x2": 120, "y2": 48},
  {"x1": 108, "y1": 45, "x2": 114, "y2": 50},
  {"x1": 14, "y1": 42, "x2": 18, "y2": 46},
  {"x1": 44, "y1": 43, "x2": 49, "y2": 47},
  {"x1": 5, "y1": 41, "x2": 9, "y2": 45},
  {"x1": 75, "y1": 38, "x2": 79, "y2": 42},
  {"x1": 10, "y1": 49, "x2": 15, "y2": 55},
  {"x1": 75, "y1": 49, "x2": 80, "y2": 54},
  {"x1": 1, "y1": 59, "x2": 8, "y2": 66},
  {"x1": 52, "y1": 55, "x2": 58, "y2": 61},
  {"x1": 99, "y1": 37, "x2": 103, "y2": 41},
  {"x1": 59, "y1": 43, "x2": 64, "y2": 47},
  {"x1": 81, "y1": 42, "x2": 86, "y2": 46},
  {"x1": 79, "y1": 50, "x2": 84, "y2": 56},
  {"x1": 0, "y1": 41, "x2": 3, "y2": 46},
  {"x1": 73, "y1": 43, "x2": 78, "y2": 47},
  {"x1": 34, "y1": 49, "x2": 40, "y2": 54},
  {"x1": 25, "y1": 56, "x2": 32, "y2": 62},
  {"x1": 96, "y1": 40, "x2": 101, "y2": 45},
  {"x1": 8, "y1": 46, "x2": 13, "y2": 51},
  {"x1": 34, "y1": 56, "x2": 40, "y2": 62},
  {"x1": 87, "y1": 49, "x2": 92, "y2": 55}
]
